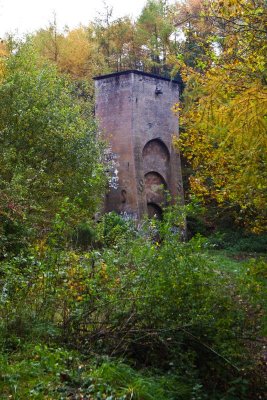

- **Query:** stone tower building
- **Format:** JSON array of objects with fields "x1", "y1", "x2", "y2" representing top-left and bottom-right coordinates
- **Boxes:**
[{"x1": 94, "y1": 70, "x2": 183, "y2": 219}]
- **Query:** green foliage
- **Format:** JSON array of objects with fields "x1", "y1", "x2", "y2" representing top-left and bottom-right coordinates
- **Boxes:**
[
  {"x1": 207, "y1": 231, "x2": 267, "y2": 253},
  {"x1": 0, "y1": 214, "x2": 265, "y2": 398},
  {"x1": 100, "y1": 212, "x2": 137, "y2": 246},
  {"x1": 0, "y1": 344, "x2": 192, "y2": 399},
  {"x1": 0, "y1": 4, "x2": 266, "y2": 398},
  {"x1": 0, "y1": 41, "x2": 106, "y2": 254},
  {"x1": 72, "y1": 221, "x2": 97, "y2": 249},
  {"x1": 136, "y1": 0, "x2": 175, "y2": 74}
]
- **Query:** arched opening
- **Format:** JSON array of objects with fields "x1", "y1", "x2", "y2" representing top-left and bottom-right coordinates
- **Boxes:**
[
  {"x1": 144, "y1": 171, "x2": 167, "y2": 205},
  {"x1": 142, "y1": 139, "x2": 170, "y2": 179},
  {"x1": 147, "y1": 203, "x2": 163, "y2": 219}
]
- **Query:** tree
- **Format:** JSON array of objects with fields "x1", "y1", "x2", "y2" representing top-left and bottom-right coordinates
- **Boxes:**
[
  {"x1": 171, "y1": 0, "x2": 215, "y2": 70},
  {"x1": 93, "y1": 1, "x2": 114, "y2": 69},
  {"x1": 32, "y1": 15, "x2": 64, "y2": 63},
  {"x1": 31, "y1": 1, "x2": 180, "y2": 78},
  {"x1": 0, "y1": 42, "x2": 106, "y2": 254},
  {"x1": 93, "y1": 15, "x2": 136, "y2": 72},
  {"x1": 136, "y1": 0, "x2": 177, "y2": 74},
  {"x1": 173, "y1": 0, "x2": 267, "y2": 232},
  {"x1": 58, "y1": 26, "x2": 107, "y2": 79}
]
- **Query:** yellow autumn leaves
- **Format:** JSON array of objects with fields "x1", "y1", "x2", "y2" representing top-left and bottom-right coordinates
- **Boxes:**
[{"x1": 173, "y1": 0, "x2": 267, "y2": 232}]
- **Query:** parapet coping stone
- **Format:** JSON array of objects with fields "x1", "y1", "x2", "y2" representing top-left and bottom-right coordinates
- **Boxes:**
[{"x1": 93, "y1": 69, "x2": 182, "y2": 86}]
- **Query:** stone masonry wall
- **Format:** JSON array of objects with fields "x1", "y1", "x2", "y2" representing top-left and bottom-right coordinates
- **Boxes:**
[{"x1": 94, "y1": 70, "x2": 183, "y2": 219}]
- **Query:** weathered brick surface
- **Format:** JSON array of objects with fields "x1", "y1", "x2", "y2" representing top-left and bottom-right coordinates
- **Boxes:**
[{"x1": 94, "y1": 70, "x2": 183, "y2": 219}]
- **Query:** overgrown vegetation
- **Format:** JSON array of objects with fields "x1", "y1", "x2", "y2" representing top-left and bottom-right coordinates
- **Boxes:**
[
  {"x1": 0, "y1": 1, "x2": 266, "y2": 399},
  {"x1": 0, "y1": 41, "x2": 106, "y2": 257},
  {"x1": 0, "y1": 211, "x2": 266, "y2": 399}
]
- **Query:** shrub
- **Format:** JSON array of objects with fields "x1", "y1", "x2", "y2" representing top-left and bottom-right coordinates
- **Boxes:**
[
  {"x1": 207, "y1": 230, "x2": 267, "y2": 253},
  {"x1": 0, "y1": 217, "x2": 265, "y2": 398}
]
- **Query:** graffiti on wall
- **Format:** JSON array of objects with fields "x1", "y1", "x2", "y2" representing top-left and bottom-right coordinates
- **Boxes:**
[{"x1": 103, "y1": 147, "x2": 120, "y2": 190}]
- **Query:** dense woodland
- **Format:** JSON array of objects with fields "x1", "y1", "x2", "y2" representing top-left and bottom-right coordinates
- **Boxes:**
[{"x1": 0, "y1": 0, "x2": 266, "y2": 398}]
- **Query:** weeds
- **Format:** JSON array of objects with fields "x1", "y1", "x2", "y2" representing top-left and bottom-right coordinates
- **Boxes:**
[{"x1": 0, "y1": 214, "x2": 265, "y2": 399}]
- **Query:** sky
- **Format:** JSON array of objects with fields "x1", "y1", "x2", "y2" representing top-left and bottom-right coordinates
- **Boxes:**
[{"x1": 0, "y1": 0, "x2": 148, "y2": 37}]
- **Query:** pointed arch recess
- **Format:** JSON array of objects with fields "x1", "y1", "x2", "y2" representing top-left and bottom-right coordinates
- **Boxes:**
[
  {"x1": 142, "y1": 139, "x2": 170, "y2": 181},
  {"x1": 144, "y1": 171, "x2": 167, "y2": 205},
  {"x1": 142, "y1": 139, "x2": 170, "y2": 161}
]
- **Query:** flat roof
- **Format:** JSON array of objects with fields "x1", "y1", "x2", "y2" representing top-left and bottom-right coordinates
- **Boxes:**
[{"x1": 93, "y1": 69, "x2": 182, "y2": 85}]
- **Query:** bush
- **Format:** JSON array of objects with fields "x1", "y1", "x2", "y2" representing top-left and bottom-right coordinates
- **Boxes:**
[
  {"x1": 207, "y1": 230, "x2": 267, "y2": 253},
  {"x1": 0, "y1": 216, "x2": 265, "y2": 398},
  {"x1": 0, "y1": 41, "x2": 106, "y2": 255},
  {"x1": 100, "y1": 211, "x2": 137, "y2": 246}
]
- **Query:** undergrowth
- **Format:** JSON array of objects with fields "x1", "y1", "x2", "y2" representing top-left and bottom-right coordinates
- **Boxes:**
[
  {"x1": 0, "y1": 212, "x2": 266, "y2": 399},
  {"x1": 0, "y1": 345, "x2": 192, "y2": 399}
]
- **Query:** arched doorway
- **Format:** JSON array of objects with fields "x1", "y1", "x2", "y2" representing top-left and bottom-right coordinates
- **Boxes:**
[
  {"x1": 144, "y1": 171, "x2": 167, "y2": 207},
  {"x1": 143, "y1": 140, "x2": 170, "y2": 219},
  {"x1": 147, "y1": 202, "x2": 163, "y2": 219}
]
